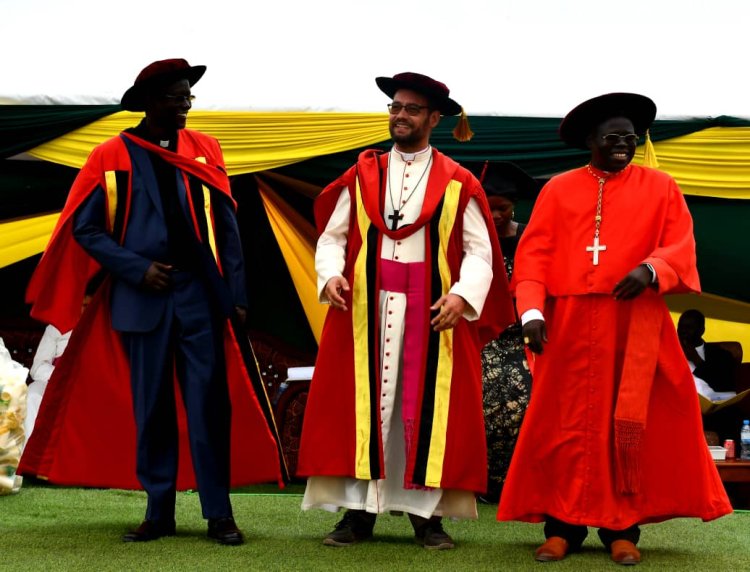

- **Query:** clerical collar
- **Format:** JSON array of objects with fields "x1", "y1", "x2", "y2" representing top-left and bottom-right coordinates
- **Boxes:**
[
  {"x1": 392, "y1": 146, "x2": 431, "y2": 162},
  {"x1": 587, "y1": 163, "x2": 631, "y2": 179},
  {"x1": 159, "y1": 140, "x2": 170, "y2": 148}
]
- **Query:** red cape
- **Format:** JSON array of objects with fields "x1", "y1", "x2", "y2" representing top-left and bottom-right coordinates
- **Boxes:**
[{"x1": 20, "y1": 130, "x2": 287, "y2": 489}]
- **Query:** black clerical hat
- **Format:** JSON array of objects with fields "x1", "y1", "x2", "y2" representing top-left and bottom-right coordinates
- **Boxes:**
[
  {"x1": 376, "y1": 72, "x2": 462, "y2": 116},
  {"x1": 559, "y1": 92, "x2": 656, "y2": 150},
  {"x1": 480, "y1": 161, "x2": 539, "y2": 202}
]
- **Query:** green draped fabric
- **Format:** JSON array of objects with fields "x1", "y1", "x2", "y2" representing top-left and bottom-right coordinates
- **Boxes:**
[
  {"x1": 0, "y1": 105, "x2": 121, "y2": 159},
  {"x1": 276, "y1": 115, "x2": 750, "y2": 184}
]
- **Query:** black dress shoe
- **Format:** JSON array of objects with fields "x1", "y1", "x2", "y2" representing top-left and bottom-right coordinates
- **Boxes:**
[
  {"x1": 122, "y1": 519, "x2": 176, "y2": 542},
  {"x1": 207, "y1": 517, "x2": 244, "y2": 545}
]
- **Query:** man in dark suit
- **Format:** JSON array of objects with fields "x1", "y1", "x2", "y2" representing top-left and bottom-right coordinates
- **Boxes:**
[
  {"x1": 69, "y1": 59, "x2": 247, "y2": 545},
  {"x1": 678, "y1": 309, "x2": 738, "y2": 393}
]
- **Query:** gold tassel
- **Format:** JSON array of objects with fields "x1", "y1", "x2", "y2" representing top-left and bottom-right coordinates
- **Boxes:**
[
  {"x1": 643, "y1": 129, "x2": 659, "y2": 168},
  {"x1": 452, "y1": 107, "x2": 474, "y2": 142}
]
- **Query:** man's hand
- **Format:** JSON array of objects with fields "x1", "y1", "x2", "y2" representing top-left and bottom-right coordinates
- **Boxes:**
[
  {"x1": 679, "y1": 336, "x2": 703, "y2": 365},
  {"x1": 324, "y1": 276, "x2": 350, "y2": 311},
  {"x1": 141, "y1": 261, "x2": 173, "y2": 292},
  {"x1": 522, "y1": 319, "x2": 547, "y2": 354},
  {"x1": 430, "y1": 293, "x2": 467, "y2": 332},
  {"x1": 612, "y1": 264, "x2": 652, "y2": 300}
]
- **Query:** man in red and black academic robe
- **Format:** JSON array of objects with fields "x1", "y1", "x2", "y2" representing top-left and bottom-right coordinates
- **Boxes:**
[
  {"x1": 20, "y1": 59, "x2": 286, "y2": 545},
  {"x1": 496, "y1": 93, "x2": 732, "y2": 565},
  {"x1": 297, "y1": 72, "x2": 514, "y2": 550}
]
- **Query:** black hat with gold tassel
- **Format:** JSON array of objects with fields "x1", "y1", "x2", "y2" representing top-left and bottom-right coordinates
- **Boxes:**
[{"x1": 376, "y1": 72, "x2": 473, "y2": 142}]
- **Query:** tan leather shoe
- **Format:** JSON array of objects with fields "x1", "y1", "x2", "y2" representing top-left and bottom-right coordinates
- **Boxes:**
[
  {"x1": 610, "y1": 540, "x2": 641, "y2": 565},
  {"x1": 534, "y1": 536, "x2": 570, "y2": 562}
]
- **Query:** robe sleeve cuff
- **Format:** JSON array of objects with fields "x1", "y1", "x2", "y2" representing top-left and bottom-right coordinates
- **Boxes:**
[
  {"x1": 521, "y1": 308, "x2": 545, "y2": 325},
  {"x1": 514, "y1": 279, "x2": 547, "y2": 317},
  {"x1": 644, "y1": 256, "x2": 678, "y2": 293},
  {"x1": 450, "y1": 253, "x2": 493, "y2": 321}
]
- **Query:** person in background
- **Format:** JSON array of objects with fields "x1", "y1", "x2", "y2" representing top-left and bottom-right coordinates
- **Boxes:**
[
  {"x1": 497, "y1": 92, "x2": 732, "y2": 566},
  {"x1": 298, "y1": 72, "x2": 514, "y2": 550},
  {"x1": 678, "y1": 309, "x2": 738, "y2": 395},
  {"x1": 24, "y1": 283, "x2": 96, "y2": 442},
  {"x1": 477, "y1": 161, "x2": 536, "y2": 502}
]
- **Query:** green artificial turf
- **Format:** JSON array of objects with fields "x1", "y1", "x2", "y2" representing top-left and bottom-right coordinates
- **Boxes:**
[{"x1": 2, "y1": 482, "x2": 749, "y2": 571}]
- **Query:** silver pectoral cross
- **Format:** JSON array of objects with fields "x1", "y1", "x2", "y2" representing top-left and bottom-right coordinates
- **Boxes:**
[{"x1": 586, "y1": 235, "x2": 607, "y2": 266}]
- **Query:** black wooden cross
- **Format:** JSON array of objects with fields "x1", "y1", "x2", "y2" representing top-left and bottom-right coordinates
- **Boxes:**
[{"x1": 388, "y1": 210, "x2": 403, "y2": 231}]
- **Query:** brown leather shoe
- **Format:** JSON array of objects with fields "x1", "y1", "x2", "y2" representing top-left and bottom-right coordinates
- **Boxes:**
[
  {"x1": 610, "y1": 540, "x2": 641, "y2": 565},
  {"x1": 534, "y1": 536, "x2": 570, "y2": 562}
]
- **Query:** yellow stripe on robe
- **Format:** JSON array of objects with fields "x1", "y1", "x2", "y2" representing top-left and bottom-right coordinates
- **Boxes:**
[
  {"x1": 424, "y1": 179, "x2": 462, "y2": 487},
  {"x1": 352, "y1": 177, "x2": 374, "y2": 478},
  {"x1": 194, "y1": 157, "x2": 219, "y2": 262},
  {"x1": 104, "y1": 171, "x2": 118, "y2": 233}
]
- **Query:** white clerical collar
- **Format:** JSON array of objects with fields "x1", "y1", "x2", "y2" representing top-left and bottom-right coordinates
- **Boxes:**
[
  {"x1": 392, "y1": 145, "x2": 431, "y2": 163},
  {"x1": 159, "y1": 140, "x2": 170, "y2": 148}
]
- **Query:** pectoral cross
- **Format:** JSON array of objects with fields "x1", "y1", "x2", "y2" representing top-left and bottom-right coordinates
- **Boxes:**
[
  {"x1": 388, "y1": 210, "x2": 403, "y2": 231},
  {"x1": 586, "y1": 236, "x2": 607, "y2": 266}
]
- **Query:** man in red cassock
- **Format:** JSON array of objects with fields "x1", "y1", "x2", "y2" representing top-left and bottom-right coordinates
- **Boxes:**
[
  {"x1": 20, "y1": 59, "x2": 286, "y2": 545},
  {"x1": 297, "y1": 72, "x2": 515, "y2": 550},
  {"x1": 496, "y1": 93, "x2": 732, "y2": 565}
]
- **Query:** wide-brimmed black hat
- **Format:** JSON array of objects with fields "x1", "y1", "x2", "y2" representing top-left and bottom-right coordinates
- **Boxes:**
[
  {"x1": 376, "y1": 72, "x2": 462, "y2": 116},
  {"x1": 478, "y1": 161, "x2": 539, "y2": 202},
  {"x1": 121, "y1": 58, "x2": 206, "y2": 112},
  {"x1": 559, "y1": 92, "x2": 657, "y2": 150}
]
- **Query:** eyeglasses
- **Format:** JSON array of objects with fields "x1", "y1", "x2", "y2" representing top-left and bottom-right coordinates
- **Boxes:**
[
  {"x1": 161, "y1": 94, "x2": 196, "y2": 104},
  {"x1": 601, "y1": 133, "x2": 639, "y2": 144},
  {"x1": 387, "y1": 102, "x2": 430, "y2": 116}
]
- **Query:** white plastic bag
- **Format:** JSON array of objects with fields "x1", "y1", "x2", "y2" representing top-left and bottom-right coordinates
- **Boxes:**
[{"x1": 0, "y1": 337, "x2": 28, "y2": 495}]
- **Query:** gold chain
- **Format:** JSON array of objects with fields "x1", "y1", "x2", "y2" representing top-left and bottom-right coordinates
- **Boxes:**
[{"x1": 587, "y1": 165, "x2": 605, "y2": 241}]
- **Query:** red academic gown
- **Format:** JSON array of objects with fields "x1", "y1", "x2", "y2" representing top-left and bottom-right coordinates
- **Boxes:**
[
  {"x1": 297, "y1": 149, "x2": 515, "y2": 493},
  {"x1": 497, "y1": 165, "x2": 732, "y2": 528},
  {"x1": 19, "y1": 130, "x2": 287, "y2": 489}
]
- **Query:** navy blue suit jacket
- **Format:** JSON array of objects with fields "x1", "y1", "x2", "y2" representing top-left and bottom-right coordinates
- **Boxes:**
[{"x1": 73, "y1": 136, "x2": 246, "y2": 332}]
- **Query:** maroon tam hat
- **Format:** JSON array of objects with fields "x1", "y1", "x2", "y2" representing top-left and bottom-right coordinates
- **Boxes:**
[
  {"x1": 376, "y1": 72, "x2": 462, "y2": 116},
  {"x1": 559, "y1": 92, "x2": 656, "y2": 150},
  {"x1": 121, "y1": 58, "x2": 206, "y2": 112}
]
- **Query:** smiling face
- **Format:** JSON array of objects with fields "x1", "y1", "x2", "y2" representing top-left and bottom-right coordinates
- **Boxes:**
[
  {"x1": 144, "y1": 78, "x2": 193, "y2": 137},
  {"x1": 587, "y1": 116, "x2": 637, "y2": 172},
  {"x1": 388, "y1": 88, "x2": 441, "y2": 152}
]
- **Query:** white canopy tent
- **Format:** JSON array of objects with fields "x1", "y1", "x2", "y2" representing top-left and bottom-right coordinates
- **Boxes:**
[{"x1": 2, "y1": 0, "x2": 749, "y2": 118}]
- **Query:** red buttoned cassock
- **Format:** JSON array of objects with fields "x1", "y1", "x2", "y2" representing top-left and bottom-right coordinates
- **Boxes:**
[{"x1": 497, "y1": 164, "x2": 731, "y2": 528}]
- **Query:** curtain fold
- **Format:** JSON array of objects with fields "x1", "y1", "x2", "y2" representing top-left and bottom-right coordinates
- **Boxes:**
[
  {"x1": 256, "y1": 182, "x2": 326, "y2": 343},
  {"x1": 26, "y1": 111, "x2": 391, "y2": 176},
  {"x1": 0, "y1": 213, "x2": 58, "y2": 268}
]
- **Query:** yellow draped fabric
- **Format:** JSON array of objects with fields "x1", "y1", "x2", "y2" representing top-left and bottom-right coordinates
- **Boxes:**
[
  {"x1": 26, "y1": 112, "x2": 750, "y2": 199},
  {"x1": 256, "y1": 181, "x2": 326, "y2": 343},
  {"x1": 27, "y1": 111, "x2": 390, "y2": 176},
  {"x1": 633, "y1": 127, "x2": 750, "y2": 199},
  {"x1": 0, "y1": 213, "x2": 59, "y2": 268}
]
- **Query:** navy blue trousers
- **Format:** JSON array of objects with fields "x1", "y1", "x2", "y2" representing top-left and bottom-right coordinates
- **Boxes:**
[{"x1": 121, "y1": 272, "x2": 232, "y2": 521}]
